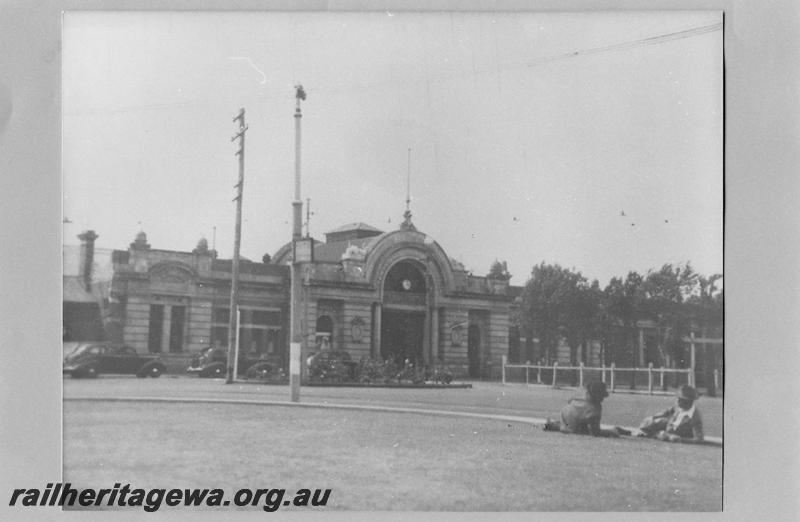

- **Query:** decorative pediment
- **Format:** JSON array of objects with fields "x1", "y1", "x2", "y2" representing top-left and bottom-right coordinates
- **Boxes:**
[{"x1": 149, "y1": 262, "x2": 195, "y2": 283}]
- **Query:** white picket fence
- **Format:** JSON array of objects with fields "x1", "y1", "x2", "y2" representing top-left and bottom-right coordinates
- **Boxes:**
[{"x1": 500, "y1": 355, "x2": 722, "y2": 395}]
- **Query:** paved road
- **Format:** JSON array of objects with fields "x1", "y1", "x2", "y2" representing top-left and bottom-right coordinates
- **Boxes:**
[{"x1": 63, "y1": 375, "x2": 722, "y2": 437}]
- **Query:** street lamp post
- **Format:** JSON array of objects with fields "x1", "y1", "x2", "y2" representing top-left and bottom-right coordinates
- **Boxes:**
[{"x1": 289, "y1": 85, "x2": 307, "y2": 402}]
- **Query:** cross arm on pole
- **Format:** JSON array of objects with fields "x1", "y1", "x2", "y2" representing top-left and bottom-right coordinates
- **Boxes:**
[
  {"x1": 230, "y1": 125, "x2": 249, "y2": 142},
  {"x1": 233, "y1": 108, "x2": 245, "y2": 124}
]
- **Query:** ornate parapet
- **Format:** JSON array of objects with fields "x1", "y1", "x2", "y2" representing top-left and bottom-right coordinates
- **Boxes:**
[{"x1": 341, "y1": 244, "x2": 368, "y2": 281}]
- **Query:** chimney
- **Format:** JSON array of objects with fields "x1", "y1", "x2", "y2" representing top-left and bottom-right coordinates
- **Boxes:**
[{"x1": 78, "y1": 230, "x2": 98, "y2": 292}]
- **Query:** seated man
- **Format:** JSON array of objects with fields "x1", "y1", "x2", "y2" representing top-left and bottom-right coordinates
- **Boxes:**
[
  {"x1": 637, "y1": 385, "x2": 704, "y2": 443},
  {"x1": 543, "y1": 382, "x2": 622, "y2": 438}
]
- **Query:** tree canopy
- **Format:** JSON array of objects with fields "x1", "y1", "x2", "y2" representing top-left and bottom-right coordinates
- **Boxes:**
[{"x1": 518, "y1": 261, "x2": 722, "y2": 366}]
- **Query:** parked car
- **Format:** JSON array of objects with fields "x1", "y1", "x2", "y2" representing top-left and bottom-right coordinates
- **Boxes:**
[
  {"x1": 186, "y1": 347, "x2": 285, "y2": 381},
  {"x1": 63, "y1": 343, "x2": 167, "y2": 378},
  {"x1": 307, "y1": 350, "x2": 358, "y2": 383}
]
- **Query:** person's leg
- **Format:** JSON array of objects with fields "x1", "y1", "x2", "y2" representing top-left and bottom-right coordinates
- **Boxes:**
[
  {"x1": 637, "y1": 417, "x2": 667, "y2": 437},
  {"x1": 543, "y1": 419, "x2": 562, "y2": 431}
]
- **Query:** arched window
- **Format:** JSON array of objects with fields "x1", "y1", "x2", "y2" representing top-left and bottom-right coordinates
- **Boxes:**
[
  {"x1": 315, "y1": 315, "x2": 334, "y2": 351},
  {"x1": 384, "y1": 260, "x2": 426, "y2": 294}
]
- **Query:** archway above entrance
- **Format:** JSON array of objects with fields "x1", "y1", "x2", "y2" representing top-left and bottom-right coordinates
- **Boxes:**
[{"x1": 383, "y1": 260, "x2": 426, "y2": 294}]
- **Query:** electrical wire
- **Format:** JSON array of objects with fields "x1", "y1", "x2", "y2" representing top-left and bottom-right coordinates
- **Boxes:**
[{"x1": 64, "y1": 22, "x2": 722, "y2": 117}]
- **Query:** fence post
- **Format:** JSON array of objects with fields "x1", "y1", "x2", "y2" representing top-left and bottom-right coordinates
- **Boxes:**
[
  {"x1": 579, "y1": 362, "x2": 584, "y2": 389},
  {"x1": 648, "y1": 363, "x2": 653, "y2": 395},
  {"x1": 536, "y1": 362, "x2": 541, "y2": 384},
  {"x1": 552, "y1": 362, "x2": 558, "y2": 388},
  {"x1": 660, "y1": 367, "x2": 665, "y2": 390},
  {"x1": 601, "y1": 364, "x2": 606, "y2": 384},
  {"x1": 501, "y1": 355, "x2": 507, "y2": 385},
  {"x1": 525, "y1": 365, "x2": 529, "y2": 385},
  {"x1": 610, "y1": 363, "x2": 616, "y2": 393},
  {"x1": 714, "y1": 368, "x2": 719, "y2": 393}
]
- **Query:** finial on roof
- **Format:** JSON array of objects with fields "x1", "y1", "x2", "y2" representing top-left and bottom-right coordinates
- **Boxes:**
[
  {"x1": 401, "y1": 209, "x2": 416, "y2": 231},
  {"x1": 401, "y1": 148, "x2": 416, "y2": 231}
]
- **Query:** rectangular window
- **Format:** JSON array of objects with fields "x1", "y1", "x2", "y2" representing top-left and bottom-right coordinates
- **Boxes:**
[
  {"x1": 211, "y1": 326, "x2": 228, "y2": 348},
  {"x1": 251, "y1": 310, "x2": 281, "y2": 326},
  {"x1": 211, "y1": 307, "x2": 282, "y2": 355},
  {"x1": 147, "y1": 304, "x2": 164, "y2": 353},
  {"x1": 212, "y1": 308, "x2": 230, "y2": 324}
]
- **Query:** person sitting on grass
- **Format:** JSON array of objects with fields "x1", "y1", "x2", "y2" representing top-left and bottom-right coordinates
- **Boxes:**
[
  {"x1": 637, "y1": 385, "x2": 704, "y2": 444},
  {"x1": 543, "y1": 381, "x2": 626, "y2": 438}
]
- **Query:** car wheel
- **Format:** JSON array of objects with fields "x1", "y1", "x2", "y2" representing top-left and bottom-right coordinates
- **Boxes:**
[
  {"x1": 246, "y1": 363, "x2": 274, "y2": 380},
  {"x1": 83, "y1": 365, "x2": 98, "y2": 378},
  {"x1": 148, "y1": 365, "x2": 163, "y2": 378},
  {"x1": 202, "y1": 362, "x2": 226, "y2": 378}
]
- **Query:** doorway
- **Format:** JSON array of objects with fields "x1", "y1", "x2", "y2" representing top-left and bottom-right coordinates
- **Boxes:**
[
  {"x1": 380, "y1": 310, "x2": 425, "y2": 366},
  {"x1": 169, "y1": 305, "x2": 185, "y2": 353},
  {"x1": 468, "y1": 324, "x2": 481, "y2": 378}
]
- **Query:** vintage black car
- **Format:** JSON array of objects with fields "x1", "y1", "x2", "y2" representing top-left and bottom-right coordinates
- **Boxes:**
[
  {"x1": 186, "y1": 347, "x2": 285, "y2": 381},
  {"x1": 63, "y1": 343, "x2": 167, "y2": 378},
  {"x1": 307, "y1": 350, "x2": 358, "y2": 383}
]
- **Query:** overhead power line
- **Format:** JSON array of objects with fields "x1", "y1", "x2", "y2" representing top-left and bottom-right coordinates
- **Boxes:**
[
  {"x1": 523, "y1": 22, "x2": 723, "y2": 69},
  {"x1": 65, "y1": 23, "x2": 722, "y2": 116}
]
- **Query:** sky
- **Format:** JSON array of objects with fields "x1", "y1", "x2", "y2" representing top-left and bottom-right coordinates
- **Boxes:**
[{"x1": 62, "y1": 10, "x2": 722, "y2": 287}]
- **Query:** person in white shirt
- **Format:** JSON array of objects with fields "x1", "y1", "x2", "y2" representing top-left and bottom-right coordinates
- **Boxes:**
[{"x1": 637, "y1": 385, "x2": 705, "y2": 443}]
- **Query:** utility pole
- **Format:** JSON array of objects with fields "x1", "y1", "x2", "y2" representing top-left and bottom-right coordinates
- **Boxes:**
[
  {"x1": 289, "y1": 85, "x2": 307, "y2": 402},
  {"x1": 227, "y1": 108, "x2": 248, "y2": 384}
]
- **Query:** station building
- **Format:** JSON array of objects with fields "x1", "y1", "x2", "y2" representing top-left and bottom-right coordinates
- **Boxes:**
[{"x1": 69, "y1": 213, "x2": 522, "y2": 378}]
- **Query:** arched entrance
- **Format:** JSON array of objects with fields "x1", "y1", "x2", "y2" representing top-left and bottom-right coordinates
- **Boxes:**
[
  {"x1": 380, "y1": 260, "x2": 428, "y2": 365},
  {"x1": 468, "y1": 324, "x2": 481, "y2": 378}
]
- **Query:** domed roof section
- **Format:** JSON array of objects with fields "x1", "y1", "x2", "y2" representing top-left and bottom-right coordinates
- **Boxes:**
[
  {"x1": 272, "y1": 223, "x2": 385, "y2": 264},
  {"x1": 193, "y1": 237, "x2": 209, "y2": 254},
  {"x1": 324, "y1": 222, "x2": 384, "y2": 243},
  {"x1": 130, "y1": 230, "x2": 151, "y2": 250},
  {"x1": 449, "y1": 258, "x2": 466, "y2": 271}
]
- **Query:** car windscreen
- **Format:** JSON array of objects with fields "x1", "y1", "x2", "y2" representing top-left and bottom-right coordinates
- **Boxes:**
[
  {"x1": 68, "y1": 345, "x2": 92, "y2": 356},
  {"x1": 63, "y1": 342, "x2": 85, "y2": 357},
  {"x1": 64, "y1": 344, "x2": 99, "y2": 361}
]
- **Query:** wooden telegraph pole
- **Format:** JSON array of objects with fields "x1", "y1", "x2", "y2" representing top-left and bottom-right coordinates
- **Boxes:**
[{"x1": 227, "y1": 108, "x2": 248, "y2": 384}]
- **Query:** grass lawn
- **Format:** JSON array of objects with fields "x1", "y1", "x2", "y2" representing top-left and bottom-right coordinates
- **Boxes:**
[
  {"x1": 63, "y1": 377, "x2": 724, "y2": 437},
  {"x1": 64, "y1": 401, "x2": 721, "y2": 511}
]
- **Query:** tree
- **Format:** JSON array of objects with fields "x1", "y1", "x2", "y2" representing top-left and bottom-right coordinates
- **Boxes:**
[
  {"x1": 488, "y1": 259, "x2": 510, "y2": 280},
  {"x1": 641, "y1": 263, "x2": 699, "y2": 367},
  {"x1": 520, "y1": 263, "x2": 588, "y2": 364},
  {"x1": 687, "y1": 273, "x2": 723, "y2": 336},
  {"x1": 602, "y1": 271, "x2": 644, "y2": 366}
]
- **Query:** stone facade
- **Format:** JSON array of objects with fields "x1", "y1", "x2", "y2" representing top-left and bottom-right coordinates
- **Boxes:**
[
  {"x1": 100, "y1": 233, "x2": 289, "y2": 368},
  {"x1": 273, "y1": 221, "x2": 519, "y2": 378},
  {"x1": 67, "y1": 222, "x2": 521, "y2": 378}
]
